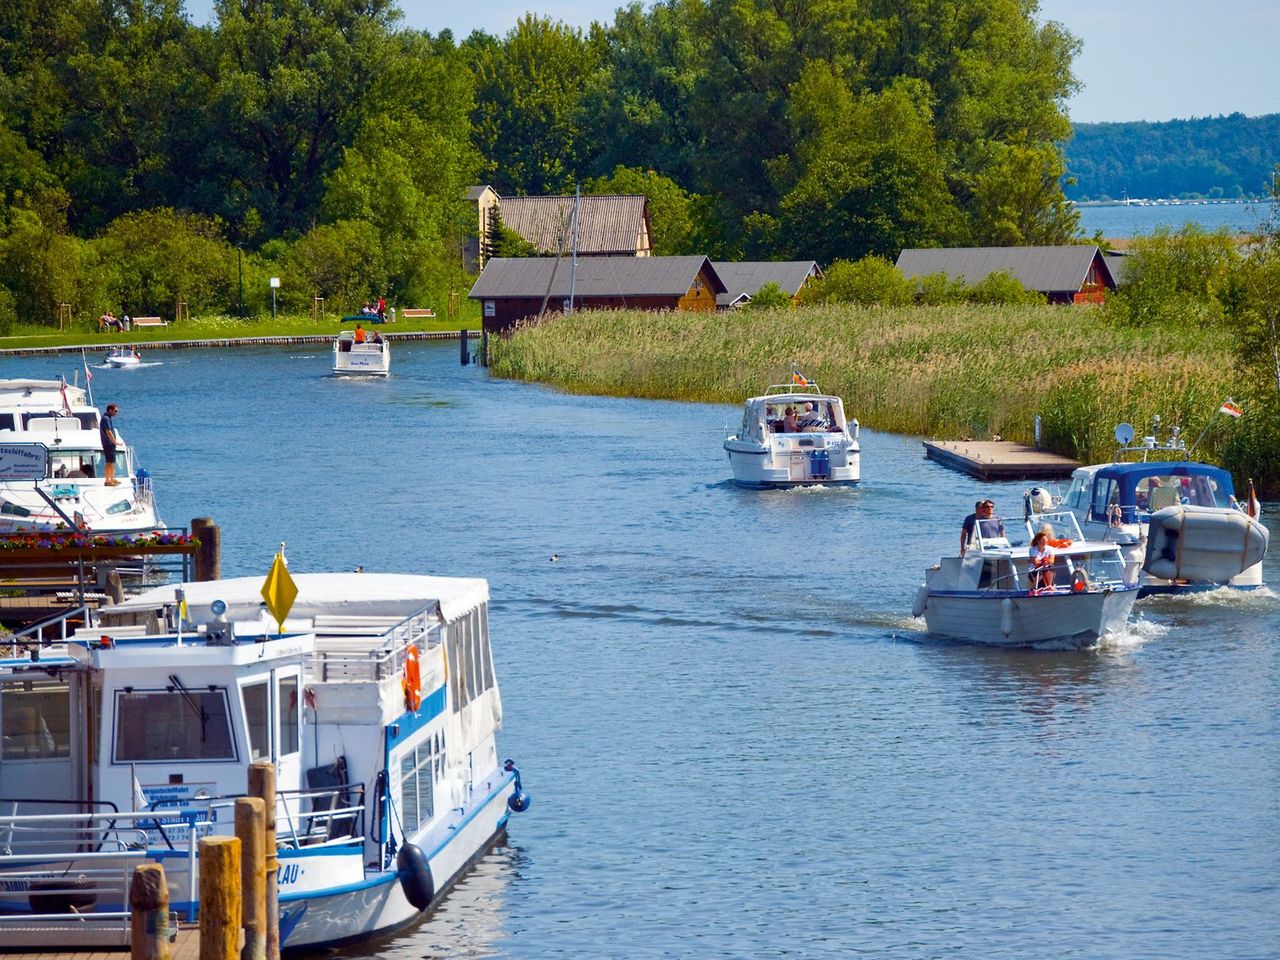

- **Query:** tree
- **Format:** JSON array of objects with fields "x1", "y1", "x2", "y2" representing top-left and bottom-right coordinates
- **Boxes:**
[{"x1": 746, "y1": 281, "x2": 790, "y2": 309}]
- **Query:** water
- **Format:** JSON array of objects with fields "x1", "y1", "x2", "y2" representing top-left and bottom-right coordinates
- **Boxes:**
[
  {"x1": 1076, "y1": 199, "x2": 1276, "y2": 238},
  {"x1": 4, "y1": 345, "x2": 1277, "y2": 958}
]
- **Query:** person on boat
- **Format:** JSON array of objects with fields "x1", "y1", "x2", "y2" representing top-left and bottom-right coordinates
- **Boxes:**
[
  {"x1": 960, "y1": 499, "x2": 1003, "y2": 555},
  {"x1": 799, "y1": 402, "x2": 824, "y2": 431},
  {"x1": 782, "y1": 406, "x2": 800, "y2": 432},
  {"x1": 1135, "y1": 477, "x2": 1161, "y2": 511},
  {"x1": 100, "y1": 403, "x2": 122, "y2": 486},
  {"x1": 1028, "y1": 530, "x2": 1055, "y2": 592},
  {"x1": 354, "y1": 323, "x2": 367, "y2": 344},
  {"x1": 371, "y1": 330, "x2": 384, "y2": 344}
]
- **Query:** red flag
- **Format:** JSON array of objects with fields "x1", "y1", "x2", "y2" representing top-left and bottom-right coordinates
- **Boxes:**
[
  {"x1": 60, "y1": 380, "x2": 71, "y2": 415},
  {"x1": 1219, "y1": 399, "x2": 1243, "y2": 418}
]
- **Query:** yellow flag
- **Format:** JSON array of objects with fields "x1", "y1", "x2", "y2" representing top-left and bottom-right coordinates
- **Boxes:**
[{"x1": 261, "y1": 551, "x2": 298, "y2": 634}]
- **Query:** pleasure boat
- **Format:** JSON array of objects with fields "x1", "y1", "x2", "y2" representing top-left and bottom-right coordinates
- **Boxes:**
[
  {"x1": 723, "y1": 381, "x2": 860, "y2": 487},
  {"x1": 0, "y1": 379, "x2": 161, "y2": 534},
  {"x1": 103, "y1": 348, "x2": 141, "y2": 368},
  {"x1": 0, "y1": 571, "x2": 529, "y2": 950},
  {"x1": 333, "y1": 329, "x2": 390, "y2": 376},
  {"x1": 914, "y1": 509, "x2": 1139, "y2": 648},
  {"x1": 1056, "y1": 421, "x2": 1268, "y2": 595}
]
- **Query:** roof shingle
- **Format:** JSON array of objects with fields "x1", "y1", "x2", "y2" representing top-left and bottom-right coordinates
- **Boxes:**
[{"x1": 469, "y1": 256, "x2": 726, "y2": 300}]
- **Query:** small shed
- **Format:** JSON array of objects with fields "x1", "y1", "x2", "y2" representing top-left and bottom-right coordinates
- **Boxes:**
[
  {"x1": 895, "y1": 245, "x2": 1117, "y2": 304},
  {"x1": 468, "y1": 256, "x2": 727, "y2": 333},
  {"x1": 712, "y1": 261, "x2": 823, "y2": 308}
]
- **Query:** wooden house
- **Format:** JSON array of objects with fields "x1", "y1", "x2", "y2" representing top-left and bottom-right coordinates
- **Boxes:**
[
  {"x1": 468, "y1": 256, "x2": 726, "y2": 334},
  {"x1": 894, "y1": 245, "x2": 1117, "y2": 304},
  {"x1": 712, "y1": 261, "x2": 823, "y2": 308}
]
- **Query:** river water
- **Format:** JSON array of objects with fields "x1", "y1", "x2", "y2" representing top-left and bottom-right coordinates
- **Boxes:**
[{"x1": 3, "y1": 344, "x2": 1277, "y2": 959}]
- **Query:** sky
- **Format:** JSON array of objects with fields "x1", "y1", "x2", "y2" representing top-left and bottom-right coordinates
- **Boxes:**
[{"x1": 181, "y1": 0, "x2": 1280, "y2": 125}]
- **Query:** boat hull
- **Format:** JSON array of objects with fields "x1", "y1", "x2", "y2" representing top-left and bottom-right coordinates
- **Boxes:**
[
  {"x1": 921, "y1": 588, "x2": 1138, "y2": 648},
  {"x1": 725, "y1": 441, "x2": 860, "y2": 488}
]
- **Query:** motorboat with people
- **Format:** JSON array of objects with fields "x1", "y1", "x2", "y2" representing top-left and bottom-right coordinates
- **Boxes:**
[
  {"x1": 0, "y1": 568, "x2": 529, "y2": 950},
  {"x1": 723, "y1": 375, "x2": 860, "y2": 487},
  {"x1": 1055, "y1": 419, "x2": 1268, "y2": 595},
  {"x1": 0, "y1": 378, "x2": 161, "y2": 534},
  {"x1": 333, "y1": 327, "x2": 390, "y2": 376},
  {"x1": 914, "y1": 508, "x2": 1139, "y2": 648},
  {"x1": 103, "y1": 347, "x2": 141, "y2": 368}
]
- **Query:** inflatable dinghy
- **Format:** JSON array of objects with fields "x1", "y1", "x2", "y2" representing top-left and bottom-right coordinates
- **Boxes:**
[{"x1": 1144, "y1": 504, "x2": 1269, "y2": 582}]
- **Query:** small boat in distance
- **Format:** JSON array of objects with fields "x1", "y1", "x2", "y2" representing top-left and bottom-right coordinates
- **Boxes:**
[
  {"x1": 103, "y1": 347, "x2": 141, "y2": 368},
  {"x1": 724, "y1": 377, "x2": 860, "y2": 488},
  {"x1": 333, "y1": 326, "x2": 390, "y2": 376},
  {"x1": 0, "y1": 570, "x2": 530, "y2": 951},
  {"x1": 1057, "y1": 419, "x2": 1268, "y2": 596},
  {"x1": 914, "y1": 508, "x2": 1139, "y2": 648}
]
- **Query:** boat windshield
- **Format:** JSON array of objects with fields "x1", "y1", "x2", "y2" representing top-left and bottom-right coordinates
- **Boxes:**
[
  {"x1": 977, "y1": 510, "x2": 1084, "y2": 550},
  {"x1": 762, "y1": 399, "x2": 843, "y2": 434},
  {"x1": 47, "y1": 449, "x2": 104, "y2": 479},
  {"x1": 1133, "y1": 473, "x2": 1228, "y2": 512},
  {"x1": 1022, "y1": 510, "x2": 1085, "y2": 544}
]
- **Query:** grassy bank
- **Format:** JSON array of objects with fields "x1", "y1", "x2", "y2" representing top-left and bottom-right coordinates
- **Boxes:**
[
  {"x1": 0, "y1": 310, "x2": 479, "y2": 351},
  {"x1": 491, "y1": 304, "x2": 1248, "y2": 471}
]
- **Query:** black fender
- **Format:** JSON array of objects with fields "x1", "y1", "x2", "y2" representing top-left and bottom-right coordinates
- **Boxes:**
[{"x1": 396, "y1": 843, "x2": 434, "y2": 911}]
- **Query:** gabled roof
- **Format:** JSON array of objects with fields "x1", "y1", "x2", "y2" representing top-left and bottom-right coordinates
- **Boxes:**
[
  {"x1": 498, "y1": 195, "x2": 649, "y2": 255},
  {"x1": 895, "y1": 246, "x2": 1115, "y2": 293},
  {"x1": 469, "y1": 256, "x2": 726, "y2": 300},
  {"x1": 712, "y1": 261, "x2": 821, "y2": 307},
  {"x1": 466, "y1": 184, "x2": 496, "y2": 201}
]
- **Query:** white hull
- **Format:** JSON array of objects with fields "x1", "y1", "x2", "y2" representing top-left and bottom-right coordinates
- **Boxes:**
[
  {"x1": 922, "y1": 588, "x2": 1138, "y2": 648},
  {"x1": 724, "y1": 438, "x2": 860, "y2": 488},
  {"x1": 333, "y1": 340, "x2": 390, "y2": 376}
]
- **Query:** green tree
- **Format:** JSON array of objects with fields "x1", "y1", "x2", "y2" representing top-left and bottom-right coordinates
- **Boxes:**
[
  {"x1": 1106, "y1": 225, "x2": 1241, "y2": 327},
  {"x1": 583, "y1": 165, "x2": 700, "y2": 255},
  {"x1": 964, "y1": 269, "x2": 1044, "y2": 305},
  {"x1": 281, "y1": 219, "x2": 385, "y2": 312},
  {"x1": 746, "y1": 281, "x2": 790, "y2": 309},
  {"x1": 803, "y1": 256, "x2": 914, "y2": 306}
]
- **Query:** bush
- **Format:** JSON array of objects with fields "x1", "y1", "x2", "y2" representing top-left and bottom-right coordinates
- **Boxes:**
[
  {"x1": 748, "y1": 281, "x2": 791, "y2": 309},
  {"x1": 804, "y1": 256, "x2": 914, "y2": 306},
  {"x1": 280, "y1": 220, "x2": 387, "y2": 313},
  {"x1": 964, "y1": 270, "x2": 1044, "y2": 305},
  {"x1": 917, "y1": 271, "x2": 968, "y2": 305}
]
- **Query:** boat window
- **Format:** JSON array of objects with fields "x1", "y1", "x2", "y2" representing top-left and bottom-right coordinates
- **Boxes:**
[
  {"x1": 115, "y1": 688, "x2": 236, "y2": 763},
  {"x1": 0, "y1": 414, "x2": 15, "y2": 431},
  {"x1": 48, "y1": 450, "x2": 102, "y2": 479},
  {"x1": 1135, "y1": 474, "x2": 1228, "y2": 511},
  {"x1": 446, "y1": 605, "x2": 495, "y2": 713},
  {"x1": 243, "y1": 681, "x2": 271, "y2": 761},
  {"x1": 0, "y1": 501, "x2": 32, "y2": 517},
  {"x1": 1066, "y1": 476, "x2": 1087, "y2": 509},
  {"x1": 278, "y1": 675, "x2": 299, "y2": 756},
  {"x1": 399, "y1": 738, "x2": 436, "y2": 834},
  {"x1": 1091, "y1": 479, "x2": 1117, "y2": 520},
  {"x1": 1, "y1": 680, "x2": 71, "y2": 759}
]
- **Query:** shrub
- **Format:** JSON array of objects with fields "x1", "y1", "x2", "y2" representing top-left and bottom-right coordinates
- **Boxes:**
[
  {"x1": 748, "y1": 281, "x2": 791, "y2": 309},
  {"x1": 805, "y1": 256, "x2": 914, "y2": 306},
  {"x1": 964, "y1": 270, "x2": 1044, "y2": 305}
]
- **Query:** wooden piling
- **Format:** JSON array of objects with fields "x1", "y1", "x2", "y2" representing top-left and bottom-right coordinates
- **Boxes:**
[
  {"x1": 129, "y1": 862, "x2": 171, "y2": 960},
  {"x1": 106, "y1": 568, "x2": 125, "y2": 605},
  {"x1": 235, "y1": 797, "x2": 267, "y2": 960},
  {"x1": 459, "y1": 328, "x2": 470, "y2": 365},
  {"x1": 248, "y1": 762, "x2": 280, "y2": 960},
  {"x1": 198, "y1": 836, "x2": 241, "y2": 960},
  {"x1": 191, "y1": 518, "x2": 221, "y2": 581}
]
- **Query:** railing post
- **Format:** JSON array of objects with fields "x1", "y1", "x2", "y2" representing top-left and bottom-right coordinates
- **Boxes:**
[
  {"x1": 130, "y1": 862, "x2": 170, "y2": 960},
  {"x1": 198, "y1": 836, "x2": 240, "y2": 960},
  {"x1": 236, "y1": 797, "x2": 266, "y2": 960},
  {"x1": 248, "y1": 762, "x2": 279, "y2": 960}
]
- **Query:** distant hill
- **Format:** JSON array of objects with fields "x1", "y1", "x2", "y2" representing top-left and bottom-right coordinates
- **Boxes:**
[{"x1": 1063, "y1": 113, "x2": 1280, "y2": 201}]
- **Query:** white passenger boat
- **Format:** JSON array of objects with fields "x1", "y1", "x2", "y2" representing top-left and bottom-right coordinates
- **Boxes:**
[
  {"x1": 1056, "y1": 421, "x2": 1268, "y2": 596},
  {"x1": 0, "y1": 379, "x2": 161, "y2": 534},
  {"x1": 333, "y1": 330, "x2": 390, "y2": 376},
  {"x1": 0, "y1": 571, "x2": 529, "y2": 951},
  {"x1": 914, "y1": 509, "x2": 1139, "y2": 647},
  {"x1": 723, "y1": 380, "x2": 860, "y2": 488},
  {"x1": 103, "y1": 348, "x2": 141, "y2": 368}
]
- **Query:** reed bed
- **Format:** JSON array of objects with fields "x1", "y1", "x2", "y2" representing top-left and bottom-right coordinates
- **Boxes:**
[{"x1": 491, "y1": 304, "x2": 1243, "y2": 468}]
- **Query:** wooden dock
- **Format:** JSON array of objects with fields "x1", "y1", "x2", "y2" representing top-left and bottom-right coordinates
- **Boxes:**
[
  {"x1": 0, "y1": 926, "x2": 199, "y2": 958},
  {"x1": 922, "y1": 439, "x2": 1078, "y2": 481}
]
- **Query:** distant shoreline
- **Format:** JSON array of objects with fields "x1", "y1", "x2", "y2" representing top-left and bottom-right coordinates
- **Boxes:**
[{"x1": 1072, "y1": 197, "x2": 1274, "y2": 207}]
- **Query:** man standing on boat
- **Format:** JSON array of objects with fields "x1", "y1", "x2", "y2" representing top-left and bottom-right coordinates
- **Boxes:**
[
  {"x1": 101, "y1": 403, "x2": 122, "y2": 486},
  {"x1": 960, "y1": 499, "x2": 1002, "y2": 555}
]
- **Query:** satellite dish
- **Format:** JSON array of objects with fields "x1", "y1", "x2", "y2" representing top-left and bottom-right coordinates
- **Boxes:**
[
  {"x1": 210, "y1": 598, "x2": 227, "y2": 618},
  {"x1": 1114, "y1": 423, "x2": 1135, "y2": 445}
]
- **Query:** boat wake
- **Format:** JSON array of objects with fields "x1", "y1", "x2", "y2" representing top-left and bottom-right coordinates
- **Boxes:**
[{"x1": 1145, "y1": 585, "x2": 1278, "y2": 610}]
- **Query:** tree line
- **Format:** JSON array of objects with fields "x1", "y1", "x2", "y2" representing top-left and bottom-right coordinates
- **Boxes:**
[{"x1": 0, "y1": 0, "x2": 1082, "y2": 328}]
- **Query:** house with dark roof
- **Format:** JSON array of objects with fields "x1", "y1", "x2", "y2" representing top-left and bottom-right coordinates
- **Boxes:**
[
  {"x1": 469, "y1": 256, "x2": 726, "y2": 333},
  {"x1": 467, "y1": 186, "x2": 652, "y2": 269},
  {"x1": 712, "y1": 261, "x2": 823, "y2": 308},
  {"x1": 895, "y1": 245, "x2": 1117, "y2": 304}
]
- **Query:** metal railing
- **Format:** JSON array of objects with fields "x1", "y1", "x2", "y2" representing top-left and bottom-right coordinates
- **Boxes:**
[{"x1": 309, "y1": 605, "x2": 441, "y2": 682}]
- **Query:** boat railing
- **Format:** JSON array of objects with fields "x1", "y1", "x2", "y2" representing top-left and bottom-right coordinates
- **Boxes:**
[
  {"x1": 4, "y1": 604, "x2": 92, "y2": 656},
  {"x1": 762, "y1": 382, "x2": 824, "y2": 397},
  {"x1": 308, "y1": 604, "x2": 441, "y2": 682},
  {"x1": 271, "y1": 783, "x2": 367, "y2": 849}
]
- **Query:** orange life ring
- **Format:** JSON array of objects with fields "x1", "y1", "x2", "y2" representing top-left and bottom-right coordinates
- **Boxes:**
[
  {"x1": 403, "y1": 645, "x2": 422, "y2": 713},
  {"x1": 1047, "y1": 537, "x2": 1072, "y2": 548}
]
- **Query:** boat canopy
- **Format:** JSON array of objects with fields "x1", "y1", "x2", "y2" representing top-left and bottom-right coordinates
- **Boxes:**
[{"x1": 1090, "y1": 461, "x2": 1233, "y2": 517}]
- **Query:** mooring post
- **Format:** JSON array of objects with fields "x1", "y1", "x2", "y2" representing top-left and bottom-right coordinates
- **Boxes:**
[
  {"x1": 480, "y1": 327, "x2": 489, "y2": 368},
  {"x1": 459, "y1": 328, "x2": 469, "y2": 365},
  {"x1": 248, "y1": 762, "x2": 280, "y2": 960},
  {"x1": 191, "y1": 517, "x2": 221, "y2": 581},
  {"x1": 198, "y1": 836, "x2": 241, "y2": 960},
  {"x1": 130, "y1": 862, "x2": 171, "y2": 960},
  {"x1": 236, "y1": 797, "x2": 267, "y2": 960}
]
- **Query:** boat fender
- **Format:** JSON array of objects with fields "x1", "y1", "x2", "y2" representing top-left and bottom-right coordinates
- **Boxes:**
[
  {"x1": 911, "y1": 585, "x2": 928, "y2": 618},
  {"x1": 396, "y1": 843, "x2": 434, "y2": 911},
  {"x1": 1000, "y1": 598, "x2": 1014, "y2": 638},
  {"x1": 503, "y1": 759, "x2": 532, "y2": 813}
]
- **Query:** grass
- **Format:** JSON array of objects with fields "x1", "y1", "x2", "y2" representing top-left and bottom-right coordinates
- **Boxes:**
[
  {"x1": 0, "y1": 310, "x2": 480, "y2": 350},
  {"x1": 491, "y1": 303, "x2": 1247, "y2": 471}
]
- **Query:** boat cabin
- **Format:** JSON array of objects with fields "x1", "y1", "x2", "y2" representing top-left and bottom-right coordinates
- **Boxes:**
[
  {"x1": 952, "y1": 510, "x2": 1128, "y2": 594},
  {"x1": 736, "y1": 387, "x2": 855, "y2": 443},
  {"x1": 1064, "y1": 462, "x2": 1234, "y2": 525}
]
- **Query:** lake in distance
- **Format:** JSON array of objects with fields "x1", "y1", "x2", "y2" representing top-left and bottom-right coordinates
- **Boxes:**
[{"x1": 2, "y1": 343, "x2": 1276, "y2": 959}]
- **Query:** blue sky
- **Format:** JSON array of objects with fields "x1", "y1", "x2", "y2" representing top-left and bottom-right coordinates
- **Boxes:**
[{"x1": 181, "y1": 0, "x2": 1280, "y2": 124}]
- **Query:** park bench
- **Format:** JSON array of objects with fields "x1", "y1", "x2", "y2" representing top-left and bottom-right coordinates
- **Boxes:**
[
  {"x1": 399, "y1": 308, "x2": 434, "y2": 319},
  {"x1": 131, "y1": 316, "x2": 167, "y2": 327}
]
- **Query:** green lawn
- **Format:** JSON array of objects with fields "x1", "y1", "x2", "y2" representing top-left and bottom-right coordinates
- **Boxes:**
[{"x1": 0, "y1": 311, "x2": 480, "y2": 351}]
